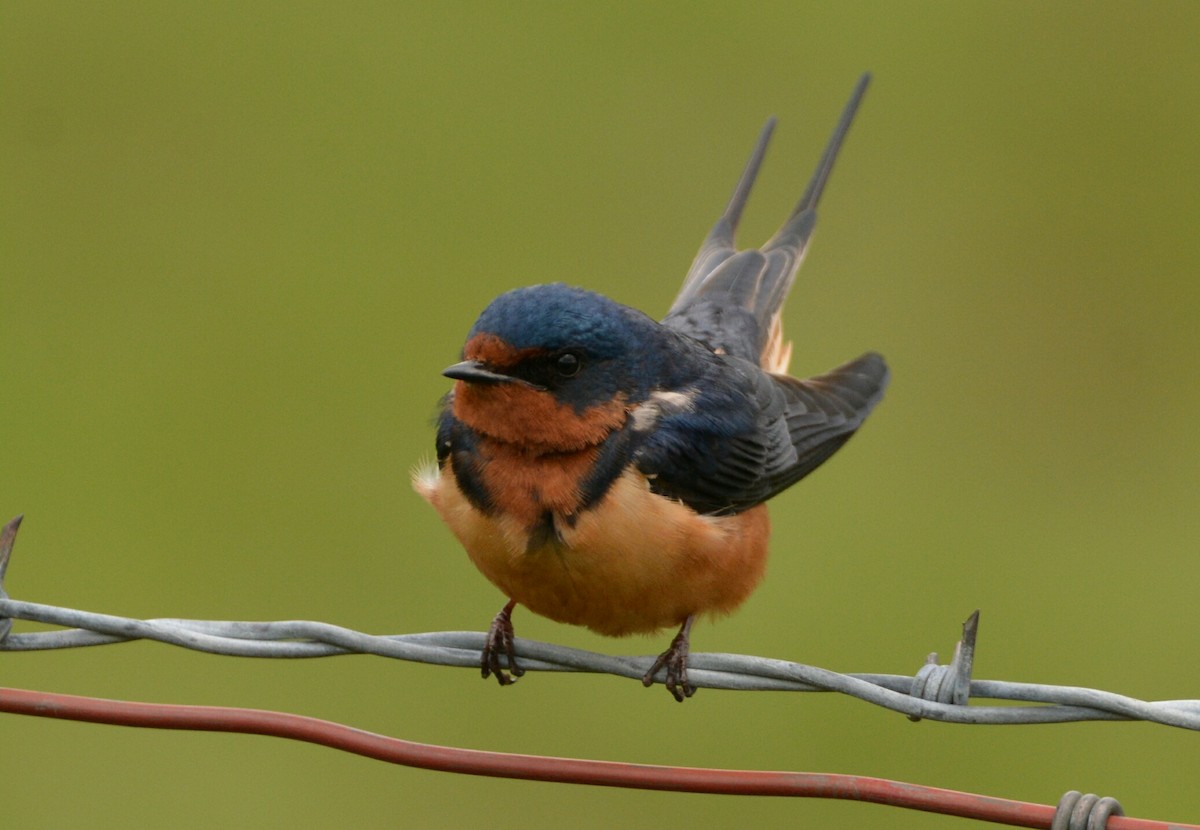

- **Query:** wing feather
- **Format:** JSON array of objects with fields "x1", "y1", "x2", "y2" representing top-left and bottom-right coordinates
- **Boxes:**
[{"x1": 635, "y1": 351, "x2": 887, "y2": 515}]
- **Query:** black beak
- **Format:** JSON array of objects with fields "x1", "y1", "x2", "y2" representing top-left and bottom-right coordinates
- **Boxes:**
[
  {"x1": 442, "y1": 360, "x2": 547, "y2": 391},
  {"x1": 443, "y1": 360, "x2": 519, "y2": 385}
]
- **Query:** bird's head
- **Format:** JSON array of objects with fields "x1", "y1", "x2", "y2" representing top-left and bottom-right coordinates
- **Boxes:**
[{"x1": 444, "y1": 283, "x2": 662, "y2": 451}]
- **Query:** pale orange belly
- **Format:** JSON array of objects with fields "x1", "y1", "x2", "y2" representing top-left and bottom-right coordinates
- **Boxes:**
[{"x1": 414, "y1": 465, "x2": 770, "y2": 636}]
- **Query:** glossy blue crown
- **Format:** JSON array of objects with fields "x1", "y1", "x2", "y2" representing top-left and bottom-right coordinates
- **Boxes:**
[{"x1": 468, "y1": 283, "x2": 654, "y2": 359}]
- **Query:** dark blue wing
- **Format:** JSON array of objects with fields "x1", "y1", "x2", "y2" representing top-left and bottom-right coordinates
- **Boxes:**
[{"x1": 633, "y1": 351, "x2": 888, "y2": 515}]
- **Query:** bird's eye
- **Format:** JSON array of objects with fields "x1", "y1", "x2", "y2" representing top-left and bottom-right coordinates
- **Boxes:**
[{"x1": 556, "y1": 352, "x2": 581, "y2": 377}]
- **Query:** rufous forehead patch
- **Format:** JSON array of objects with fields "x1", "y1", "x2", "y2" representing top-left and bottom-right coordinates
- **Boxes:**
[{"x1": 463, "y1": 333, "x2": 547, "y2": 369}]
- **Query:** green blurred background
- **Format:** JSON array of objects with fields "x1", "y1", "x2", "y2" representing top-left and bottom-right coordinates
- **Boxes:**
[{"x1": 4, "y1": 2, "x2": 1198, "y2": 827}]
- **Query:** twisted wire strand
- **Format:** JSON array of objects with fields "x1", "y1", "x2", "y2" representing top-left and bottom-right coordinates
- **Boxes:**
[{"x1": 2, "y1": 598, "x2": 1197, "y2": 729}]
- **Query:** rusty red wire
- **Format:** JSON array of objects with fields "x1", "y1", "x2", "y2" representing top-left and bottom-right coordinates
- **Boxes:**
[{"x1": 0, "y1": 685, "x2": 1190, "y2": 829}]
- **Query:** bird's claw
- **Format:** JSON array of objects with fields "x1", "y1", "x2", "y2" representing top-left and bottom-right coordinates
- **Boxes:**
[
  {"x1": 481, "y1": 600, "x2": 524, "y2": 686},
  {"x1": 642, "y1": 619, "x2": 696, "y2": 702}
]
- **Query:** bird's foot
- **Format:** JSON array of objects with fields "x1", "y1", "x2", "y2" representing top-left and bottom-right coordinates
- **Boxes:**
[
  {"x1": 642, "y1": 616, "x2": 696, "y2": 702},
  {"x1": 481, "y1": 599, "x2": 524, "y2": 686}
]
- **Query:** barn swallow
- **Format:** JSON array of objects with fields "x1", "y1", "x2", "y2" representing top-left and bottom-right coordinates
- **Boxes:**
[{"x1": 414, "y1": 74, "x2": 887, "y2": 701}]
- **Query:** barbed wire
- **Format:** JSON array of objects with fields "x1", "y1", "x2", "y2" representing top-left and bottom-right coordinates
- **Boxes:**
[
  {"x1": 2, "y1": 539, "x2": 1198, "y2": 729},
  {"x1": 0, "y1": 511, "x2": 1197, "y2": 728},
  {"x1": 3, "y1": 596, "x2": 1198, "y2": 728},
  {"x1": 3, "y1": 514, "x2": 1197, "y2": 829}
]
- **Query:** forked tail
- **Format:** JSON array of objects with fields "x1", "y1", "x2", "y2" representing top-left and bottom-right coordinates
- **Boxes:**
[{"x1": 664, "y1": 74, "x2": 871, "y2": 372}]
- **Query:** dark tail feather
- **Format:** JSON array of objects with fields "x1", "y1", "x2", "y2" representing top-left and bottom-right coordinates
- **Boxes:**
[
  {"x1": 665, "y1": 75, "x2": 871, "y2": 364},
  {"x1": 669, "y1": 118, "x2": 776, "y2": 316},
  {"x1": 754, "y1": 72, "x2": 871, "y2": 322},
  {"x1": 771, "y1": 73, "x2": 871, "y2": 241}
]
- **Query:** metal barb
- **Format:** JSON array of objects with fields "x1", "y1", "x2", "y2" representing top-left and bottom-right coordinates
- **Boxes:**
[
  {"x1": 0, "y1": 514, "x2": 23, "y2": 640},
  {"x1": 951, "y1": 610, "x2": 980, "y2": 705},
  {"x1": 907, "y1": 610, "x2": 980, "y2": 721},
  {"x1": 0, "y1": 514, "x2": 22, "y2": 586}
]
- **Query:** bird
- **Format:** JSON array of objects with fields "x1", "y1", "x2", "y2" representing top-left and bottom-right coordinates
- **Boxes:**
[{"x1": 413, "y1": 73, "x2": 887, "y2": 701}]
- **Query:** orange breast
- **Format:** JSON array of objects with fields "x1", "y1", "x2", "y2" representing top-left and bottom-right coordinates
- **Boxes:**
[{"x1": 414, "y1": 464, "x2": 770, "y2": 636}]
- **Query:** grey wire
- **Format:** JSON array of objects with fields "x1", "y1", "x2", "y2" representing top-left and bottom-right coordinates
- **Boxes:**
[
  {"x1": 2, "y1": 597, "x2": 1198, "y2": 730},
  {"x1": 1053, "y1": 791, "x2": 1125, "y2": 830}
]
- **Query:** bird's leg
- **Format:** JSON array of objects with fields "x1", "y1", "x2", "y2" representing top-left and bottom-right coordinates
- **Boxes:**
[
  {"x1": 481, "y1": 599, "x2": 525, "y2": 685},
  {"x1": 642, "y1": 615, "x2": 696, "y2": 701}
]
